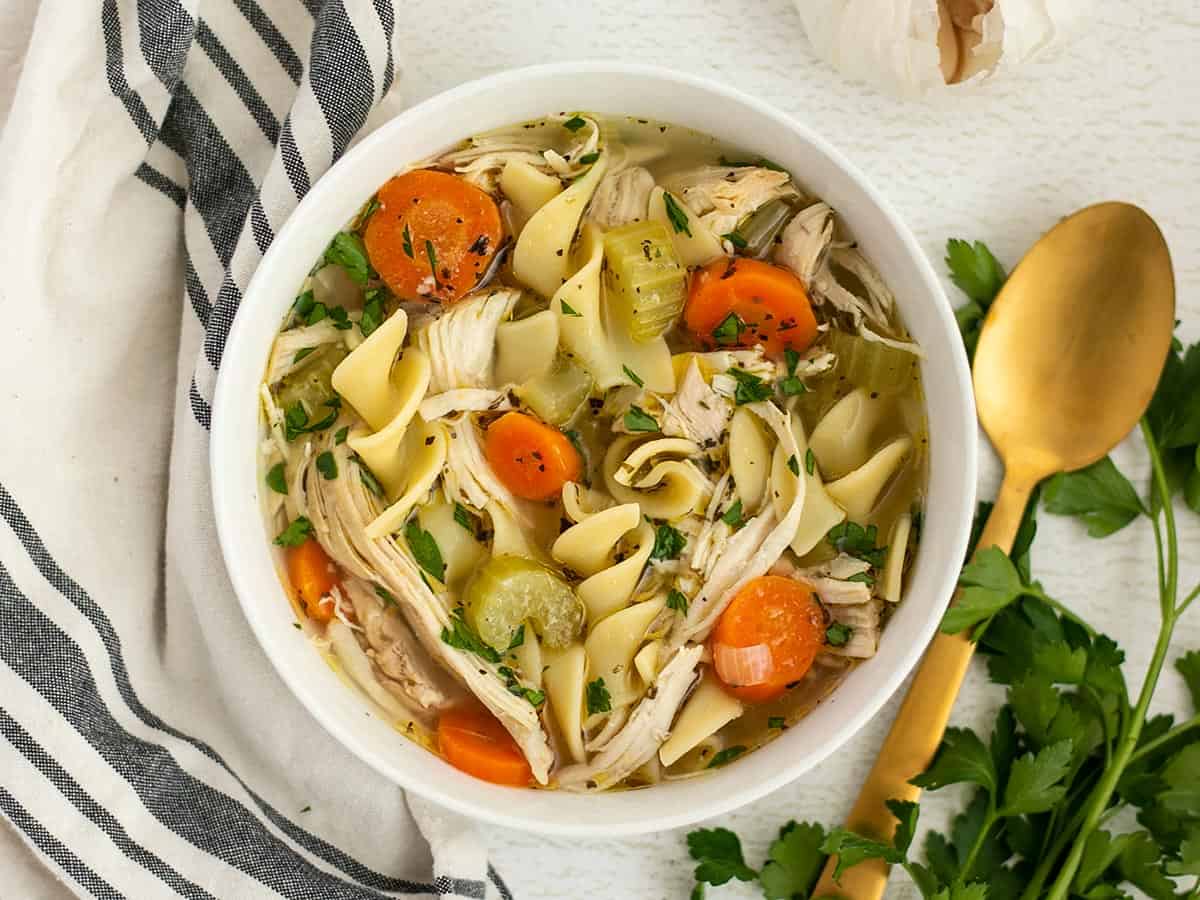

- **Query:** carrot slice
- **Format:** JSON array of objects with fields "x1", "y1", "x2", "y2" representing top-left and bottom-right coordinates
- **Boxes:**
[
  {"x1": 484, "y1": 412, "x2": 582, "y2": 501},
  {"x1": 437, "y1": 706, "x2": 533, "y2": 786},
  {"x1": 364, "y1": 169, "x2": 503, "y2": 304},
  {"x1": 711, "y1": 575, "x2": 825, "y2": 703},
  {"x1": 684, "y1": 257, "x2": 819, "y2": 356},
  {"x1": 286, "y1": 538, "x2": 340, "y2": 624}
]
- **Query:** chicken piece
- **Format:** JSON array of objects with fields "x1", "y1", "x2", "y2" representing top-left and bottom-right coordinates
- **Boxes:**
[
  {"x1": 661, "y1": 360, "x2": 732, "y2": 449},
  {"x1": 670, "y1": 165, "x2": 799, "y2": 237},
  {"x1": 774, "y1": 202, "x2": 833, "y2": 286},
  {"x1": 417, "y1": 288, "x2": 519, "y2": 393},
  {"x1": 556, "y1": 644, "x2": 703, "y2": 791},
  {"x1": 588, "y1": 166, "x2": 655, "y2": 229},
  {"x1": 303, "y1": 437, "x2": 556, "y2": 783},
  {"x1": 771, "y1": 554, "x2": 874, "y2": 606},
  {"x1": 825, "y1": 599, "x2": 883, "y2": 658},
  {"x1": 437, "y1": 116, "x2": 601, "y2": 193},
  {"x1": 341, "y1": 578, "x2": 460, "y2": 712}
]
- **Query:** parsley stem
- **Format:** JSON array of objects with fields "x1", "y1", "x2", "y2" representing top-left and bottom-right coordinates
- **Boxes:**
[
  {"x1": 1126, "y1": 711, "x2": 1200, "y2": 767},
  {"x1": 957, "y1": 801, "x2": 999, "y2": 881},
  {"x1": 1044, "y1": 419, "x2": 1182, "y2": 900},
  {"x1": 1178, "y1": 580, "x2": 1200, "y2": 616}
]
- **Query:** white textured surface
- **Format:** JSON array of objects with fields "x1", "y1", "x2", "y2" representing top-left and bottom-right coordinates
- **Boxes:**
[{"x1": 393, "y1": 2, "x2": 1200, "y2": 897}]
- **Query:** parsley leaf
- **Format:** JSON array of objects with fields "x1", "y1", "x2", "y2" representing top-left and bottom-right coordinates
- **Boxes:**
[
  {"x1": 723, "y1": 230, "x2": 747, "y2": 249},
  {"x1": 663, "y1": 192, "x2": 693, "y2": 237},
  {"x1": 721, "y1": 499, "x2": 744, "y2": 528},
  {"x1": 787, "y1": 454, "x2": 800, "y2": 476},
  {"x1": 712, "y1": 311, "x2": 746, "y2": 345},
  {"x1": 265, "y1": 462, "x2": 287, "y2": 494},
  {"x1": 687, "y1": 828, "x2": 757, "y2": 886},
  {"x1": 358, "y1": 459, "x2": 385, "y2": 498},
  {"x1": 1043, "y1": 455, "x2": 1145, "y2": 537},
  {"x1": 778, "y1": 375, "x2": 806, "y2": 396},
  {"x1": 506, "y1": 624, "x2": 525, "y2": 651},
  {"x1": 1176, "y1": 650, "x2": 1200, "y2": 711},
  {"x1": 425, "y1": 239, "x2": 441, "y2": 290},
  {"x1": 440, "y1": 613, "x2": 500, "y2": 663},
  {"x1": 758, "y1": 821, "x2": 826, "y2": 900},
  {"x1": 999, "y1": 739, "x2": 1073, "y2": 815},
  {"x1": 404, "y1": 519, "x2": 445, "y2": 582},
  {"x1": 315, "y1": 451, "x2": 338, "y2": 480},
  {"x1": 374, "y1": 585, "x2": 398, "y2": 607},
  {"x1": 805, "y1": 448, "x2": 816, "y2": 475},
  {"x1": 497, "y1": 664, "x2": 544, "y2": 707},
  {"x1": 402, "y1": 223, "x2": 414, "y2": 259},
  {"x1": 667, "y1": 589, "x2": 689, "y2": 613},
  {"x1": 650, "y1": 522, "x2": 686, "y2": 561},
  {"x1": 1147, "y1": 339, "x2": 1200, "y2": 450},
  {"x1": 767, "y1": 716, "x2": 786, "y2": 729},
  {"x1": 562, "y1": 115, "x2": 587, "y2": 132},
  {"x1": 334, "y1": 426, "x2": 349, "y2": 445},
  {"x1": 622, "y1": 365, "x2": 644, "y2": 387},
  {"x1": 910, "y1": 727, "x2": 997, "y2": 795},
  {"x1": 293, "y1": 347, "x2": 316, "y2": 364},
  {"x1": 941, "y1": 546, "x2": 1026, "y2": 635},
  {"x1": 624, "y1": 406, "x2": 659, "y2": 433},
  {"x1": 820, "y1": 829, "x2": 904, "y2": 881},
  {"x1": 707, "y1": 746, "x2": 746, "y2": 769},
  {"x1": 586, "y1": 677, "x2": 612, "y2": 715},
  {"x1": 826, "y1": 521, "x2": 887, "y2": 567},
  {"x1": 274, "y1": 516, "x2": 312, "y2": 547},
  {"x1": 825, "y1": 622, "x2": 853, "y2": 646},
  {"x1": 560, "y1": 299, "x2": 582, "y2": 317},
  {"x1": 360, "y1": 289, "x2": 386, "y2": 337},
  {"x1": 453, "y1": 503, "x2": 475, "y2": 533},
  {"x1": 946, "y1": 238, "x2": 1005, "y2": 360},
  {"x1": 784, "y1": 348, "x2": 801, "y2": 375},
  {"x1": 324, "y1": 232, "x2": 371, "y2": 284},
  {"x1": 728, "y1": 367, "x2": 772, "y2": 405},
  {"x1": 578, "y1": 151, "x2": 600, "y2": 165}
]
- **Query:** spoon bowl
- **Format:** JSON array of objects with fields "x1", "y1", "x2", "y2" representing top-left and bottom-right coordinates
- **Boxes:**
[{"x1": 974, "y1": 202, "x2": 1176, "y2": 480}]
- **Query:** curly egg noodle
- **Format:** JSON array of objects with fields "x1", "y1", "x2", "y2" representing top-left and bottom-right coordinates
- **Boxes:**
[{"x1": 260, "y1": 113, "x2": 929, "y2": 790}]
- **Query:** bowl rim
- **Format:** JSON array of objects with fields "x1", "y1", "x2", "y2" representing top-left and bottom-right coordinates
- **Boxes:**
[{"x1": 211, "y1": 60, "x2": 978, "y2": 836}]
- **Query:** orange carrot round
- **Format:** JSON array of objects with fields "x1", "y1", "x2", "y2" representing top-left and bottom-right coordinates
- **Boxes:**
[
  {"x1": 711, "y1": 575, "x2": 825, "y2": 703},
  {"x1": 364, "y1": 169, "x2": 503, "y2": 304},
  {"x1": 286, "y1": 538, "x2": 340, "y2": 624},
  {"x1": 437, "y1": 706, "x2": 532, "y2": 786},
  {"x1": 684, "y1": 258, "x2": 819, "y2": 356},
  {"x1": 484, "y1": 412, "x2": 582, "y2": 501}
]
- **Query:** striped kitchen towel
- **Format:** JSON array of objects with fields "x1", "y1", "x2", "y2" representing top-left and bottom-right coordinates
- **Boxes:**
[{"x1": 0, "y1": 1, "x2": 511, "y2": 898}]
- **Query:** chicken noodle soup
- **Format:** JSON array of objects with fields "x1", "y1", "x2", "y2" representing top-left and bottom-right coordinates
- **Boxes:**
[{"x1": 260, "y1": 113, "x2": 927, "y2": 790}]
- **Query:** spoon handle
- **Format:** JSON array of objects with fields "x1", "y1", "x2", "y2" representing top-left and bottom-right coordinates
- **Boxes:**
[{"x1": 812, "y1": 470, "x2": 1036, "y2": 898}]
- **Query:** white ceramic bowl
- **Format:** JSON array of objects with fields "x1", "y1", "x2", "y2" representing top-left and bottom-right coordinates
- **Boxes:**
[{"x1": 211, "y1": 62, "x2": 977, "y2": 836}]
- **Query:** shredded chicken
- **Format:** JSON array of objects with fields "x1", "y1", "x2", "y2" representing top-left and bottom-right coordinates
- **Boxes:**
[
  {"x1": 774, "y1": 202, "x2": 834, "y2": 285},
  {"x1": 772, "y1": 554, "x2": 874, "y2": 606},
  {"x1": 660, "y1": 360, "x2": 732, "y2": 448},
  {"x1": 418, "y1": 388, "x2": 510, "y2": 422},
  {"x1": 302, "y1": 437, "x2": 556, "y2": 783},
  {"x1": 418, "y1": 288, "x2": 519, "y2": 393},
  {"x1": 437, "y1": 115, "x2": 601, "y2": 193},
  {"x1": 266, "y1": 321, "x2": 345, "y2": 385},
  {"x1": 669, "y1": 165, "x2": 799, "y2": 237},
  {"x1": 557, "y1": 644, "x2": 703, "y2": 790},
  {"x1": 588, "y1": 166, "x2": 655, "y2": 228},
  {"x1": 825, "y1": 599, "x2": 883, "y2": 658}
]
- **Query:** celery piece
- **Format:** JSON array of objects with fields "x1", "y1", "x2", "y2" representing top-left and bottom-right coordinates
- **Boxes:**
[
  {"x1": 275, "y1": 343, "x2": 348, "y2": 418},
  {"x1": 464, "y1": 555, "x2": 585, "y2": 651},
  {"x1": 603, "y1": 220, "x2": 687, "y2": 343},
  {"x1": 515, "y1": 357, "x2": 594, "y2": 426},
  {"x1": 826, "y1": 329, "x2": 918, "y2": 396}
]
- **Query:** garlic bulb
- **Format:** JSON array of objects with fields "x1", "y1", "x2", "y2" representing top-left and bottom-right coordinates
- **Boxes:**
[{"x1": 795, "y1": 0, "x2": 1085, "y2": 98}]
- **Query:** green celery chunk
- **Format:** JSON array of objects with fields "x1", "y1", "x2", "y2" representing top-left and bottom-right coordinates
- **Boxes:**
[
  {"x1": 514, "y1": 357, "x2": 594, "y2": 426},
  {"x1": 275, "y1": 343, "x2": 347, "y2": 417},
  {"x1": 603, "y1": 220, "x2": 687, "y2": 343},
  {"x1": 463, "y1": 555, "x2": 585, "y2": 651},
  {"x1": 826, "y1": 329, "x2": 918, "y2": 396}
]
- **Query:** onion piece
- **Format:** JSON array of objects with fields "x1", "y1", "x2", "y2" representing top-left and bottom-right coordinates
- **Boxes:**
[{"x1": 713, "y1": 642, "x2": 774, "y2": 687}]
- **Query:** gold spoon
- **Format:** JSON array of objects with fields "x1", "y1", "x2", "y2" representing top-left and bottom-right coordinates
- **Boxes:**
[{"x1": 813, "y1": 202, "x2": 1176, "y2": 897}]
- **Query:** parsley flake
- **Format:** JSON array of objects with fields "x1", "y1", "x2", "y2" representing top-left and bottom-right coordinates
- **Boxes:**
[
  {"x1": 560, "y1": 299, "x2": 582, "y2": 317},
  {"x1": 622, "y1": 365, "x2": 644, "y2": 387},
  {"x1": 440, "y1": 613, "x2": 500, "y2": 663},
  {"x1": 787, "y1": 454, "x2": 800, "y2": 476},
  {"x1": 663, "y1": 192, "x2": 693, "y2": 237},
  {"x1": 825, "y1": 622, "x2": 853, "y2": 646},
  {"x1": 650, "y1": 523, "x2": 686, "y2": 561},
  {"x1": 728, "y1": 368, "x2": 772, "y2": 405},
  {"x1": 722, "y1": 499, "x2": 744, "y2": 529},
  {"x1": 453, "y1": 503, "x2": 475, "y2": 532},
  {"x1": 667, "y1": 589, "x2": 689, "y2": 613},
  {"x1": 707, "y1": 745, "x2": 747, "y2": 768},
  {"x1": 315, "y1": 451, "x2": 338, "y2": 480},
  {"x1": 266, "y1": 462, "x2": 287, "y2": 494},
  {"x1": 274, "y1": 516, "x2": 313, "y2": 547},
  {"x1": 404, "y1": 519, "x2": 445, "y2": 582},
  {"x1": 324, "y1": 232, "x2": 371, "y2": 284},
  {"x1": 563, "y1": 115, "x2": 587, "y2": 132},
  {"x1": 624, "y1": 405, "x2": 660, "y2": 433},
  {"x1": 402, "y1": 223, "x2": 414, "y2": 259},
  {"x1": 712, "y1": 312, "x2": 746, "y2": 345},
  {"x1": 586, "y1": 677, "x2": 612, "y2": 715},
  {"x1": 805, "y1": 447, "x2": 815, "y2": 475}
]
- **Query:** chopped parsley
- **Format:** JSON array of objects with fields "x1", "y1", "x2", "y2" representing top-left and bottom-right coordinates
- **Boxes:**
[
  {"x1": 712, "y1": 312, "x2": 746, "y2": 345},
  {"x1": 721, "y1": 499, "x2": 744, "y2": 529},
  {"x1": 357, "y1": 459, "x2": 385, "y2": 498},
  {"x1": 784, "y1": 348, "x2": 801, "y2": 375},
  {"x1": 786, "y1": 454, "x2": 800, "y2": 477},
  {"x1": 667, "y1": 589, "x2": 689, "y2": 614},
  {"x1": 404, "y1": 519, "x2": 445, "y2": 582},
  {"x1": 374, "y1": 585, "x2": 398, "y2": 607},
  {"x1": 293, "y1": 290, "x2": 316, "y2": 320},
  {"x1": 293, "y1": 347, "x2": 316, "y2": 364},
  {"x1": 723, "y1": 231, "x2": 748, "y2": 250},
  {"x1": 283, "y1": 397, "x2": 340, "y2": 441},
  {"x1": 453, "y1": 503, "x2": 475, "y2": 532},
  {"x1": 563, "y1": 115, "x2": 587, "y2": 132},
  {"x1": 718, "y1": 155, "x2": 786, "y2": 172},
  {"x1": 846, "y1": 571, "x2": 875, "y2": 585},
  {"x1": 506, "y1": 624, "x2": 526, "y2": 651},
  {"x1": 274, "y1": 516, "x2": 313, "y2": 547},
  {"x1": 767, "y1": 716, "x2": 786, "y2": 730},
  {"x1": 825, "y1": 622, "x2": 854, "y2": 647},
  {"x1": 315, "y1": 451, "x2": 338, "y2": 480},
  {"x1": 622, "y1": 365, "x2": 644, "y2": 387},
  {"x1": 440, "y1": 613, "x2": 500, "y2": 663},
  {"x1": 805, "y1": 448, "x2": 816, "y2": 475},
  {"x1": 327, "y1": 305, "x2": 352, "y2": 330},
  {"x1": 498, "y1": 665, "x2": 545, "y2": 707},
  {"x1": 826, "y1": 521, "x2": 887, "y2": 568},
  {"x1": 360, "y1": 289, "x2": 386, "y2": 337},
  {"x1": 651, "y1": 522, "x2": 687, "y2": 561},
  {"x1": 402, "y1": 223, "x2": 414, "y2": 259},
  {"x1": 324, "y1": 232, "x2": 371, "y2": 284},
  {"x1": 425, "y1": 239, "x2": 441, "y2": 291},
  {"x1": 663, "y1": 192, "x2": 693, "y2": 237},
  {"x1": 578, "y1": 151, "x2": 601, "y2": 165},
  {"x1": 778, "y1": 375, "x2": 807, "y2": 396},
  {"x1": 586, "y1": 677, "x2": 612, "y2": 715},
  {"x1": 728, "y1": 368, "x2": 772, "y2": 405},
  {"x1": 265, "y1": 462, "x2": 287, "y2": 494},
  {"x1": 560, "y1": 299, "x2": 582, "y2": 317},
  {"x1": 624, "y1": 405, "x2": 660, "y2": 433},
  {"x1": 707, "y1": 745, "x2": 747, "y2": 768},
  {"x1": 334, "y1": 426, "x2": 349, "y2": 445}
]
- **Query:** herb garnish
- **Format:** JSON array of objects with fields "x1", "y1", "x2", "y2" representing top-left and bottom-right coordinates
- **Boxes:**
[
  {"x1": 721, "y1": 499, "x2": 744, "y2": 529},
  {"x1": 266, "y1": 462, "x2": 287, "y2": 494},
  {"x1": 768, "y1": 716, "x2": 786, "y2": 730},
  {"x1": 562, "y1": 115, "x2": 587, "y2": 132},
  {"x1": 826, "y1": 521, "x2": 886, "y2": 567},
  {"x1": 723, "y1": 231, "x2": 748, "y2": 250},
  {"x1": 334, "y1": 426, "x2": 349, "y2": 445},
  {"x1": 663, "y1": 192, "x2": 693, "y2": 237},
  {"x1": 946, "y1": 238, "x2": 1006, "y2": 361},
  {"x1": 324, "y1": 232, "x2": 371, "y2": 284},
  {"x1": 667, "y1": 589, "x2": 689, "y2": 614},
  {"x1": 786, "y1": 454, "x2": 800, "y2": 477},
  {"x1": 284, "y1": 397, "x2": 340, "y2": 441},
  {"x1": 453, "y1": 503, "x2": 475, "y2": 533},
  {"x1": 315, "y1": 451, "x2": 338, "y2": 480},
  {"x1": 718, "y1": 155, "x2": 786, "y2": 172},
  {"x1": 424, "y1": 239, "x2": 441, "y2": 291},
  {"x1": 624, "y1": 406, "x2": 660, "y2": 433},
  {"x1": 825, "y1": 622, "x2": 853, "y2": 647},
  {"x1": 440, "y1": 612, "x2": 500, "y2": 663},
  {"x1": 805, "y1": 448, "x2": 816, "y2": 476},
  {"x1": 274, "y1": 516, "x2": 312, "y2": 547},
  {"x1": 293, "y1": 347, "x2": 316, "y2": 364},
  {"x1": 650, "y1": 522, "x2": 686, "y2": 561},
  {"x1": 586, "y1": 677, "x2": 612, "y2": 715},
  {"x1": 578, "y1": 151, "x2": 601, "y2": 165},
  {"x1": 498, "y1": 665, "x2": 545, "y2": 707},
  {"x1": 374, "y1": 585, "x2": 398, "y2": 607},
  {"x1": 404, "y1": 519, "x2": 445, "y2": 582},
  {"x1": 360, "y1": 289, "x2": 386, "y2": 337},
  {"x1": 727, "y1": 368, "x2": 772, "y2": 405},
  {"x1": 401, "y1": 223, "x2": 414, "y2": 259},
  {"x1": 560, "y1": 299, "x2": 582, "y2": 317},
  {"x1": 622, "y1": 365, "x2": 644, "y2": 387},
  {"x1": 707, "y1": 746, "x2": 747, "y2": 769},
  {"x1": 712, "y1": 312, "x2": 746, "y2": 345}
]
